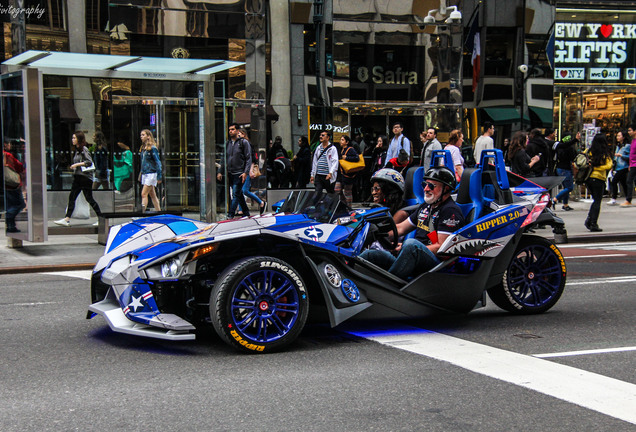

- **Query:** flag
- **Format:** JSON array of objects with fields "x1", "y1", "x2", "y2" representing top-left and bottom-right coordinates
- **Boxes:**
[
  {"x1": 465, "y1": 11, "x2": 481, "y2": 92},
  {"x1": 472, "y1": 30, "x2": 481, "y2": 92}
]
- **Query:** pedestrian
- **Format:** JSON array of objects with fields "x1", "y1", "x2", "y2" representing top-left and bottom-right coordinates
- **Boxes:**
[
  {"x1": 335, "y1": 135, "x2": 360, "y2": 207},
  {"x1": 553, "y1": 131, "x2": 578, "y2": 211},
  {"x1": 138, "y1": 129, "x2": 162, "y2": 213},
  {"x1": 584, "y1": 134, "x2": 613, "y2": 232},
  {"x1": 238, "y1": 128, "x2": 266, "y2": 215},
  {"x1": 620, "y1": 124, "x2": 636, "y2": 207},
  {"x1": 386, "y1": 121, "x2": 411, "y2": 164},
  {"x1": 113, "y1": 137, "x2": 133, "y2": 193},
  {"x1": 370, "y1": 135, "x2": 389, "y2": 174},
  {"x1": 293, "y1": 136, "x2": 311, "y2": 188},
  {"x1": 92, "y1": 131, "x2": 109, "y2": 190},
  {"x1": 54, "y1": 131, "x2": 102, "y2": 226},
  {"x1": 473, "y1": 121, "x2": 494, "y2": 164},
  {"x1": 419, "y1": 127, "x2": 443, "y2": 169},
  {"x1": 217, "y1": 123, "x2": 251, "y2": 218},
  {"x1": 507, "y1": 131, "x2": 540, "y2": 178},
  {"x1": 544, "y1": 127, "x2": 557, "y2": 175},
  {"x1": 268, "y1": 136, "x2": 289, "y2": 188},
  {"x1": 3, "y1": 139, "x2": 26, "y2": 233},
  {"x1": 525, "y1": 128, "x2": 549, "y2": 177},
  {"x1": 384, "y1": 144, "x2": 410, "y2": 173},
  {"x1": 310, "y1": 130, "x2": 338, "y2": 195},
  {"x1": 444, "y1": 129, "x2": 465, "y2": 182},
  {"x1": 501, "y1": 137, "x2": 510, "y2": 163},
  {"x1": 609, "y1": 129, "x2": 630, "y2": 205}
]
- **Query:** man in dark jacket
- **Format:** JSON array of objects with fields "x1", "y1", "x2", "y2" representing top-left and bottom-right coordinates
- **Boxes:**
[
  {"x1": 526, "y1": 128, "x2": 550, "y2": 177},
  {"x1": 217, "y1": 123, "x2": 252, "y2": 218}
]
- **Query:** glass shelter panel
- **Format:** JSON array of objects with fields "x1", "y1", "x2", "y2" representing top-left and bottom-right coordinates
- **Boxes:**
[{"x1": 1, "y1": 73, "x2": 28, "y2": 237}]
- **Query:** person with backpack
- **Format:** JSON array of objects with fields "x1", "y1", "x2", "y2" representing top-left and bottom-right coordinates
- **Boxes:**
[
  {"x1": 310, "y1": 130, "x2": 339, "y2": 194},
  {"x1": 386, "y1": 122, "x2": 412, "y2": 165},
  {"x1": 584, "y1": 134, "x2": 613, "y2": 232},
  {"x1": 553, "y1": 131, "x2": 579, "y2": 211}
]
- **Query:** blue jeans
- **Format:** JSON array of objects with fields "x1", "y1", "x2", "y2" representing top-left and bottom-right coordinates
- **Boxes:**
[
  {"x1": 228, "y1": 173, "x2": 250, "y2": 217},
  {"x1": 5, "y1": 187, "x2": 26, "y2": 229},
  {"x1": 359, "y1": 238, "x2": 440, "y2": 280},
  {"x1": 555, "y1": 168, "x2": 573, "y2": 205},
  {"x1": 242, "y1": 175, "x2": 262, "y2": 206}
]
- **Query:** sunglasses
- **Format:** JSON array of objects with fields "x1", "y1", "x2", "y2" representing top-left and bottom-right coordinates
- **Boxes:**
[{"x1": 423, "y1": 182, "x2": 437, "y2": 190}]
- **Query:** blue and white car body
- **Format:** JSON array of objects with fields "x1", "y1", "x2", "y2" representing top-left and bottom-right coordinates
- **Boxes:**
[{"x1": 88, "y1": 149, "x2": 567, "y2": 353}]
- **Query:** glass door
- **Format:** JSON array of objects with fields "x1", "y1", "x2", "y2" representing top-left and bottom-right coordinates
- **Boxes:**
[{"x1": 110, "y1": 96, "x2": 200, "y2": 213}]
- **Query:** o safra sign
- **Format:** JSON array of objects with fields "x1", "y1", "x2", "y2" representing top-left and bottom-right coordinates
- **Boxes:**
[
  {"x1": 554, "y1": 23, "x2": 632, "y2": 64},
  {"x1": 357, "y1": 66, "x2": 418, "y2": 85}
]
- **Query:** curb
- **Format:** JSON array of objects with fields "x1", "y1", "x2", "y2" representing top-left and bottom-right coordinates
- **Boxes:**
[
  {"x1": 0, "y1": 262, "x2": 96, "y2": 275},
  {"x1": 548, "y1": 232, "x2": 636, "y2": 244}
]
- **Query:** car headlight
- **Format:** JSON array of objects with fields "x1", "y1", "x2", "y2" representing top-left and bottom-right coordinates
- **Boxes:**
[{"x1": 161, "y1": 258, "x2": 181, "y2": 278}]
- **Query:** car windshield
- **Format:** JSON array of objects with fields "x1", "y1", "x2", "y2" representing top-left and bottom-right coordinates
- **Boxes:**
[{"x1": 279, "y1": 191, "x2": 351, "y2": 223}]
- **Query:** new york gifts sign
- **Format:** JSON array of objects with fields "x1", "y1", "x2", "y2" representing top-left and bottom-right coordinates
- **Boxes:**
[{"x1": 553, "y1": 22, "x2": 636, "y2": 83}]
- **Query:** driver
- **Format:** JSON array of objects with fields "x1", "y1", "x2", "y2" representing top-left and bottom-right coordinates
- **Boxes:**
[{"x1": 360, "y1": 167, "x2": 465, "y2": 280}]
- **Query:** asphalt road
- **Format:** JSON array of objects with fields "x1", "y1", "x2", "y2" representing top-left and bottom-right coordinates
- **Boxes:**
[{"x1": 1, "y1": 242, "x2": 635, "y2": 431}]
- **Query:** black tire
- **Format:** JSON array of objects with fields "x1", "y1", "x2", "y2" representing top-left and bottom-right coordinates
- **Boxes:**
[
  {"x1": 210, "y1": 256, "x2": 309, "y2": 353},
  {"x1": 488, "y1": 235, "x2": 566, "y2": 314}
]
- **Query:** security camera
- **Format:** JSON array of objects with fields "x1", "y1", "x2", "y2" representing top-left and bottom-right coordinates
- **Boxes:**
[{"x1": 518, "y1": 64, "x2": 528, "y2": 74}]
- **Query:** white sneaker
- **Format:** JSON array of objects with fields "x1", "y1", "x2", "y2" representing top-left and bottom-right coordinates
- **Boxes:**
[
  {"x1": 608, "y1": 199, "x2": 617, "y2": 205},
  {"x1": 54, "y1": 218, "x2": 70, "y2": 227}
]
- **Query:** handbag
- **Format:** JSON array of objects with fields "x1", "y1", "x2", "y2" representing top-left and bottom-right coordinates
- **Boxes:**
[
  {"x1": 340, "y1": 154, "x2": 365, "y2": 174},
  {"x1": 249, "y1": 163, "x2": 261, "y2": 179},
  {"x1": 4, "y1": 166, "x2": 21, "y2": 188},
  {"x1": 81, "y1": 164, "x2": 95, "y2": 173}
]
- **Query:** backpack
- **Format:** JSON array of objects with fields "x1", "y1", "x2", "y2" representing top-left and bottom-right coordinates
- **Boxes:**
[
  {"x1": 573, "y1": 151, "x2": 592, "y2": 184},
  {"x1": 399, "y1": 136, "x2": 414, "y2": 165}
]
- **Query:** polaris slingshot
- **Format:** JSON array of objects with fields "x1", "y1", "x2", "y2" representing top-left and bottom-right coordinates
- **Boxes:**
[{"x1": 88, "y1": 149, "x2": 567, "y2": 353}]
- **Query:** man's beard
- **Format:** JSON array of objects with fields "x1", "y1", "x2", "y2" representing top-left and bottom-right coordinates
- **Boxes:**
[{"x1": 424, "y1": 194, "x2": 436, "y2": 205}]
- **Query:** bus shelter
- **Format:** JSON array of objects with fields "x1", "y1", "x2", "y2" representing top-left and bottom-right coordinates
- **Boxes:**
[{"x1": 1, "y1": 50, "x2": 243, "y2": 242}]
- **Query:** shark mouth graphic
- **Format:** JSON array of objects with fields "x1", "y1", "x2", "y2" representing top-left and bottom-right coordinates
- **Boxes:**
[{"x1": 445, "y1": 238, "x2": 503, "y2": 257}]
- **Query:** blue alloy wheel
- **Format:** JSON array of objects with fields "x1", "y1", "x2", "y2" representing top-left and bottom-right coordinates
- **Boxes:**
[
  {"x1": 487, "y1": 235, "x2": 566, "y2": 314},
  {"x1": 231, "y1": 269, "x2": 301, "y2": 342},
  {"x1": 211, "y1": 256, "x2": 309, "y2": 353}
]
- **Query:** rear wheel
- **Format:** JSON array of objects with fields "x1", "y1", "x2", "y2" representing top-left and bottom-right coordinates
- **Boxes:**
[
  {"x1": 488, "y1": 236, "x2": 566, "y2": 314},
  {"x1": 211, "y1": 257, "x2": 309, "y2": 353}
]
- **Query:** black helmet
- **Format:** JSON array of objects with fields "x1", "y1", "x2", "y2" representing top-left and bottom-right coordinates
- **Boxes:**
[{"x1": 423, "y1": 167, "x2": 456, "y2": 191}]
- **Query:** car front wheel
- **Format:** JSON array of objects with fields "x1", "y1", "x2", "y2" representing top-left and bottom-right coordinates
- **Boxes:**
[{"x1": 211, "y1": 256, "x2": 309, "y2": 353}]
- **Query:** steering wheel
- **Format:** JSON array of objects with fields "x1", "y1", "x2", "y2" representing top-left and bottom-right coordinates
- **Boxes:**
[{"x1": 374, "y1": 215, "x2": 399, "y2": 251}]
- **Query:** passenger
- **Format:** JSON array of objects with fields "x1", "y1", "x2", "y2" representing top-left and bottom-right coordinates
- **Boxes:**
[
  {"x1": 360, "y1": 167, "x2": 465, "y2": 280},
  {"x1": 369, "y1": 168, "x2": 409, "y2": 224}
]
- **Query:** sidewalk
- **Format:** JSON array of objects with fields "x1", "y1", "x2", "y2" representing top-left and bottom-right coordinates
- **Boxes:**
[{"x1": 1, "y1": 197, "x2": 636, "y2": 274}]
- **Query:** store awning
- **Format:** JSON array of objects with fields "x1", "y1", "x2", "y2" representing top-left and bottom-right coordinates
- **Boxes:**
[
  {"x1": 2, "y1": 50, "x2": 244, "y2": 82},
  {"x1": 482, "y1": 107, "x2": 529, "y2": 125},
  {"x1": 529, "y1": 106, "x2": 554, "y2": 127}
]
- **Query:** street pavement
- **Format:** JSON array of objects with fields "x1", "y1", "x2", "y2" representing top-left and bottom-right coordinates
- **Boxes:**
[{"x1": 1, "y1": 196, "x2": 636, "y2": 274}]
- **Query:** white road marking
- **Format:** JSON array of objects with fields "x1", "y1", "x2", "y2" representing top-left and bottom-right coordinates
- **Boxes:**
[
  {"x1": 348, "y1": 325, "x2": 636, "y2": 425},
  {"x1": 567, "y1": 276, "x2": 636, "y2": 286},
  {"x1": 559, "y1": 241, "x2": 636, "y2": 249},
  {"x1": 565, "y1": 253, "x2": 626, "y2": 259},
  {"x1": 40, "y1": 270, "x2": 92, "y2": 281},
  {"x1": 0, "y1": 301, "x2": 59, "y2": 307},
  {"x1": 534, "y1": 346, "x2": 636, "y2": 358}
]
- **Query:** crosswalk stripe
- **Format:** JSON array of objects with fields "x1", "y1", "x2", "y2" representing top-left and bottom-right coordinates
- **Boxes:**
[{"x1": 348, "y1": 325, "x2": 636, "y2": 425}]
